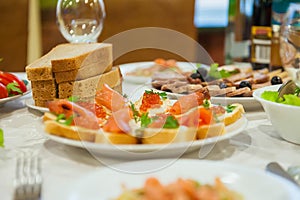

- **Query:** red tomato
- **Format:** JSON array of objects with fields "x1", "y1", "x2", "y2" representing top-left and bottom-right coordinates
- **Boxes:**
[
  {"x1": 0, "y1": 72, "x2": 27, "y2": 93},
  {"x1": 0, "y1": 82, "x2": 8, "y2": 99}
]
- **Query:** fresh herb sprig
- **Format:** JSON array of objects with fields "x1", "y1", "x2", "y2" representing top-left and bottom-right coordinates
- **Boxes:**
[
  {"x1": 0, "y1": 128, "x2": 4, "y2": 148},
  {"x1": 140, "y1": 113, "x2": 152, "y2": 128},
  {"x1": 68, "y1": 96, "x2": 79, "y2": 102},
  {"x1": 208, "y1": 63, "x2": 239, "y2": 79},
  {"x1": 226, "y1": 104, "x2": 237, "y2": 113},
  {"x1": 56, "y1": 114, "x2": 74, "y2": 126},
  {"x1": 203, "y1": 99, "x2": 210, "y2": 109},
  {"x1": 145, "y1": 89, "x2": 167, "y2": 100},
  {"x1": 163, "y1": 116, "x2": 179, "y2": 129},
  {"x1": 130, "y1": 102, "x2": 140, "y2": 123},
  {"x1": 6, "y1": 82, "x2": 22, "y2": 96}
]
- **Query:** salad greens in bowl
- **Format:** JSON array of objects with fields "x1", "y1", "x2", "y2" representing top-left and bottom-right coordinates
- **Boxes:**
[{"x1": 253, "y1": 84, "x2": 300, "y2": 144}]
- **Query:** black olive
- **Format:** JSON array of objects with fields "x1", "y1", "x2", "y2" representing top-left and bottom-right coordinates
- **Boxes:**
[
  {"x1": 271, "y1": 76, "x2": 283, "y2": 85},
  {"x1": 205, "y1": 75, "x2": 216, "y2": 82},
  {"x1": 239, "y1": 81, "x2": 252, "y2": 89},
  {"x1": 196, "y1": 67, "x2": 208, "y2": 77},
  {"x1": 219, "y1": 82, "x2": 227, "y2": 89},
  {"x1": 190, "y1": 73, "x2": 202, "y2": 79}
]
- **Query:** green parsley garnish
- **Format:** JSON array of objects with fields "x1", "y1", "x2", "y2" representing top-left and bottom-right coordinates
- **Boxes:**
[
  {"x1": 163, "y1": 116, "x2": 179, "y2": 129},
  {"x1": 6, "y1": 82, "x2": 22, "y2": 96},
  {"x1": 226, "y1": 104, "x2": 237, "y2": 113},
  {"x1": 130, "y1": 102, "x2": 140, "y2": 123},
  {"x1": 56, "y1": 114, "x2": 74, "y2": 126},
  {"x1": 207, "y1": 63, "x2": 239, "y2": 79},
  {"x1": 140, "y1": 113, "x2": 152, "y2": 128},
  {"x1": 203, "y1": 99, "x2": 210, "y2": 109},
  {"x1": 0, "y1": 128, "x2": 4, "y2": 148},
  {"x1": 145, "y1": 90, "x2": 167, "y2": 100},
  {"x1": 68, "y1": 96, "x2": 79, "y2": 102}
]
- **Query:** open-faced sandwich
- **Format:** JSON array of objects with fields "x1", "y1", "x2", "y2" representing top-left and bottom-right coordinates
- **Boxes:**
[
  {"x1": 116, "y1": 177, "x2": 243, "y2": 200},
  {"x1": 43, "y1": 84, "x2": 244, "y2": 145}
]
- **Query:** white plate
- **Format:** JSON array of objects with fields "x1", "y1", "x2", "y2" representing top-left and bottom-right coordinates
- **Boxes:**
[
  {"x1": 45, "y1": 115, "x2": 247, "y2": 159},
  {"x1": 120, "y1": 61, "x2": 262, "y2": 110},
  {"x1": 120, "y1": 61, "x2": 203, "y2": 84},
  {"x1": 0, "y1": 84, "x2": 31, "y2": 105},
  {"x1": 158, "y1": 90, "x2": 263, "y2": 111},
  {"x1": 63, "y1": 159, "x2": 300, "y2": 200},
  {"x1": 25, "y1": 98, "x2": 49, "y2": 113}
]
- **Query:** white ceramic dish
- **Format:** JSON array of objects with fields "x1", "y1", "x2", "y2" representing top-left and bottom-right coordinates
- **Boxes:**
[
  {"x1": 63, "y1": 159, "x2": 300, "y2": 200},
  {"x1": 45, "y1": 115, "x2": 247, "y2": 159},
  {"x1": 253, "y1": 84, "x2": 300, "y2": 144},
  {"x1": 0, "y1": 84, "x2": 31, "y2": 105},
  {"x1": 120, "y1": 61, "x2": 263, "y2": 110},
  {"x1": 119, "y1": 61, "x2": 203, "y2": 84},
  {"x1": 25, "y1": 98, "x2": 49, "y2": 113},
  {"x1": 158, "y1": 90, "x2": 263, "y2": 111}
]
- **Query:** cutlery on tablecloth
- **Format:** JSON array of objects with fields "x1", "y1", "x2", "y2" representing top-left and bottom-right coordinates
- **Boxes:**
[{"x1": 266, "y1": 162, "x2": 300, "y2": 187}]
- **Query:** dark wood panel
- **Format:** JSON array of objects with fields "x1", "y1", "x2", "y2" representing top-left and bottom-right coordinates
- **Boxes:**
[{"x1": 0, "y1": 0, "x2": 28, "y2": 72}]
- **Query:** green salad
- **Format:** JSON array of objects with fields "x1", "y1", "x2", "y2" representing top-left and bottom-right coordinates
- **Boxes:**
[{"x1": 261, "y1": 89, "x2": 300, "y2": 106}]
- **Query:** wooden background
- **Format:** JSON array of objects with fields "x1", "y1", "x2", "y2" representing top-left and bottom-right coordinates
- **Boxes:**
[{"x1": 0, "y1": 0, "x2": 225, "y2": 72}]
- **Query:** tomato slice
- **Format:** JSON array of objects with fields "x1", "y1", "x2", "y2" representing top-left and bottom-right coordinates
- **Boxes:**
[
  {"x1": 0, "y1": 72, "x2": 27, "y2": 93},
  {"x1": 0, "y1": 82, "x2": 8, "y2": 99}
]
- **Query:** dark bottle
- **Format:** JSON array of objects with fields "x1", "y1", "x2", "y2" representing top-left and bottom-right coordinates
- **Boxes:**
[{"x1": 250, "y1": 0, "x2": 272, "y2": 70}]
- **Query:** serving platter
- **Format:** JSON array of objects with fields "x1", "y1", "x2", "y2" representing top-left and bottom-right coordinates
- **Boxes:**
[
  {"x1": 63, "y1": 159, "x2": 300, "y2": 200},
  {"x1": 44, "y1": 115, "x2": 247, "y2": 159},
  {"x1": 119, "y1": 61, "x2": 203, "y2": 84},
  {"x1": 25, "y1": 98, "x2": 49, "y2": 113},
  {"x1": 0, "y1": 84, "x2": 31, "y2": 106},
  {"x1": 120, "y1": 61, "x2": 263, "y2": 110}
]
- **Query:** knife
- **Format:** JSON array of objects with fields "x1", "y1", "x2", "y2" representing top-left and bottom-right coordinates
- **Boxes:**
[{"x1": 266, "y1": 162, "x2": 300, "y2": 187}]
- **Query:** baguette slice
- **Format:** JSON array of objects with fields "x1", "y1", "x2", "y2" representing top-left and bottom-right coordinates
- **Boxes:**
[
  {"x1": 224, "y1": 103, "x2": 245, "y2": 126},
  {"x1": 44, "y1": 120, "x2": 96, "y2": 142},
  {"x1": 95, "y1": 131, "x2": 138, "y2": 145},
  {"x1": 141, "y1": 126, "x2": 197, "y2": 144},
  {"x1": 44, "y1": 113, "x2": 137, "y2": 144},
  {"x1": 197, "y1": 123, "x2": 225, "y2": 140}
]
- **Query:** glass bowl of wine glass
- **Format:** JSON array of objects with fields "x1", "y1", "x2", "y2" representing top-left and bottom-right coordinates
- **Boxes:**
[
  {"x1": 280, "y1": 3, "x2": 300, "y2": 84},
  {"x1": 56, "y1": 0, "x2": 106, "y2": 43}
]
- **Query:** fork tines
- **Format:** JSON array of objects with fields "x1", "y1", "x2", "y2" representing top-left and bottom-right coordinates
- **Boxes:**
[{"x1": 14, "y1": 152, "x2": 42, "y2": 200}]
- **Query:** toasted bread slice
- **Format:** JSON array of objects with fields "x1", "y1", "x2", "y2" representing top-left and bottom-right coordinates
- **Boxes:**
[
  {"x1": 95, "y1": 131, "x2": 138, "y2": 145},
  {"x1": 224, "y1": 103, "x2": 244, "y2": 126},
  {"x1": 44, "y1": 113, "x2": 137, "y2": 144},
  {"x1": 141, "y1": 126, "x2": 197, "y2": 144},
  {"x1": 44, "y1": 120, "x2": 96, "y2": 142},
  {"x1": 197, "y1": 123, "x2": 225, "y2": 140}
]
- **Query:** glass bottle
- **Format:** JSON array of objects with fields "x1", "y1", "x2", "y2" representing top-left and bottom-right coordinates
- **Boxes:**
[{"x1": 250, "y1": 0, "x2": 272, "y2": 70}]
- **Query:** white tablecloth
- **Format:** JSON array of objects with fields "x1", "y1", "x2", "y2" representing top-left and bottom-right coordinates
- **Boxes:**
[{"x1": 1, "y1": 74, "x2": 300, "y2": 200}]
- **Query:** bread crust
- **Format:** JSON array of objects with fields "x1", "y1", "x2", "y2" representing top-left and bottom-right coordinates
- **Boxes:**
[
  {"x1": 141, "y1": 126, "x2": 197, "y2": 144},
  {"x1": 44, "y1": 120, "x2": 96, "y2": 142}
]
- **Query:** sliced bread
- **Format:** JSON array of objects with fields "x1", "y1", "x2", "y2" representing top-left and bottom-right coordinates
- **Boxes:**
[
  {"x1": 54, "y1": 61, "x2": 112, "y2": 83},
  {"x1": 51, "y1": 43, "x2": 112, "y2": 72},
  {"x1": 58, "y1": 67, "x2": 122, "y2": 99},
  {"x1": 26, "y1": 43, "x2": 112, "y2": 81}
]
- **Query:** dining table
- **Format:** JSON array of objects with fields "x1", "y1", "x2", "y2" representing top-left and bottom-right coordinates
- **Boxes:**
[{"x1": 1, "y1": 72, "x2": 300, "y2": 200}]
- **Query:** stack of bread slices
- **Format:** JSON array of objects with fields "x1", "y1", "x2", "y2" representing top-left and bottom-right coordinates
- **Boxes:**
[{"x1": 26, "y1": 43, "x2": 122, "y2": 107}]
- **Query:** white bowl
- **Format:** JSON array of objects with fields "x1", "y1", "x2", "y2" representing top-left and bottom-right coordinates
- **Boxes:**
[{"x1": 253, "y1": 84, "x2": 300, "y2": 144}]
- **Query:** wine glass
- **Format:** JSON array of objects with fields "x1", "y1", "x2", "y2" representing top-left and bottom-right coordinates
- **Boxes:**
[
  {"x1": 280, "y1": 3, "x2": 300, "y2": 85},
  {"x1": 56, "y1": 0, "x2": 106, "y2": 43}
]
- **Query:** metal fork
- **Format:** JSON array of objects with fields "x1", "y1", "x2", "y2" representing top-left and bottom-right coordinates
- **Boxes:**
[{"x1": 14, "y1": 152, "x2": 42, "y2": 200}]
